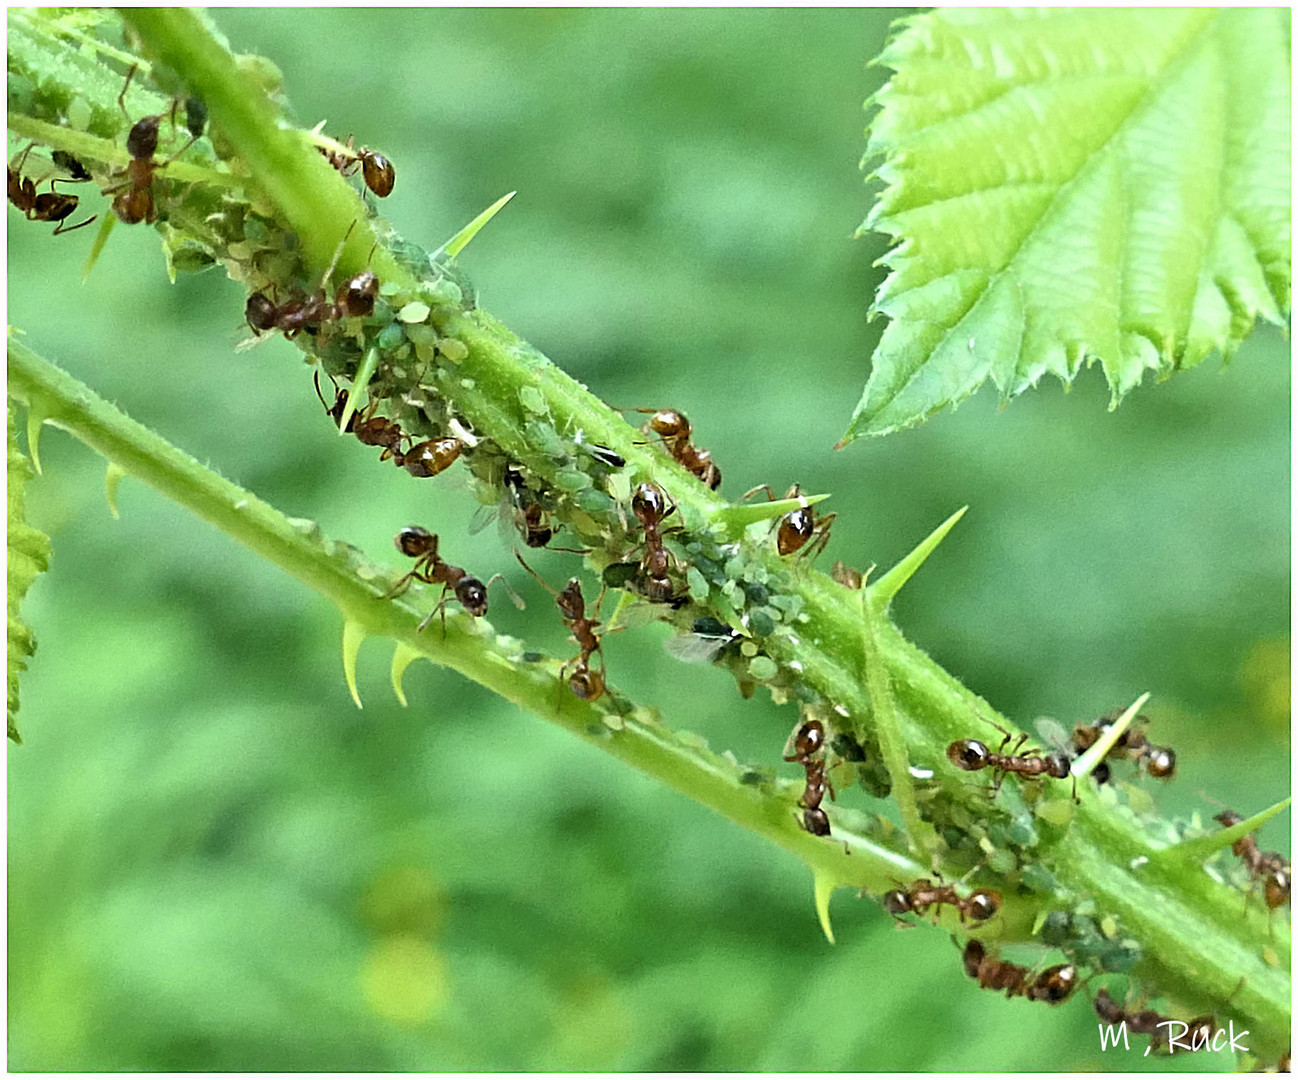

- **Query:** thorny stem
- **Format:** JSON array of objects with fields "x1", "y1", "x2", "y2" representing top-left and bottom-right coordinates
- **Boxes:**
[{"x1": 7, "y1": 7, "x2": 1290, "y2": 1060}]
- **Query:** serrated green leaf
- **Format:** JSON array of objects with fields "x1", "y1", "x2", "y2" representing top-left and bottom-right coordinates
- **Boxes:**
[
  {"x1": 846, "y1": 8, "x2": 1290, "y2": 443},
  {"x1": 7, "y1": 407, "x2": 52, "y2": 743}
]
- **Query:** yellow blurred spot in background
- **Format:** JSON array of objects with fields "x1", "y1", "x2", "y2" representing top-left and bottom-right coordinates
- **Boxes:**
[
  {"x1": 360, "y1": 936, "x2": 450, "y2": 1027},
  {"x1": 1239, "y1": 639, "x2": 1291, "y2": 736}
]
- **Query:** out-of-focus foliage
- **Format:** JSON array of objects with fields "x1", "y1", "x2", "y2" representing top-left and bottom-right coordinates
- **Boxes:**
[
  {"x1": 848, "y1": 7, "x2": 1291, "y2": 441},
  {"x1": 7, "y1": 8, "x2": 1288, "y2": 1072},
  {"x1": 7, "y1": 405, "x2": 52, "y2": 743}
]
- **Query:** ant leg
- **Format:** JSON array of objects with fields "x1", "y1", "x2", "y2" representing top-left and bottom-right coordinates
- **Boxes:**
[
  {"x1": 801, "y1": 512, "x2": 837, "y2": 562},
  {"x1": 319, "y1": 219, "x2": 359, "y2": 291},
  {"x1": 415, "y1": 586, "x2": 454, "y2": 636},
  {"x1": 514, "y1": 550, "x2": 558, "y2": 596},
  {"x1": 10, "y1": 140, "x2": 36, "y2": 174},
  {"x1": 740, "y1": 484, "x2": 778, "y2": 503},
  {"x1": 117, "y1": 63, "x2": 139, "y2": 118},
  {"x1": 50, "y1": 209, "x2": 98, "y2": 235},
  {"x1": 377, "y1": 570, "x2": 419, "y2": 601},
  {"x1": 482, "y1": 573, "x2": 526, "y2": 611}
]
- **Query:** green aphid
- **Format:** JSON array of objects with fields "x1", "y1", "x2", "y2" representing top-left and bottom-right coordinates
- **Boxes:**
[
  {"x1": 574, "y1": 488, "x2": 615, "y2": 516},
  {"x1": 747, "y1": 608, "x2": 776, "y2": 638}
]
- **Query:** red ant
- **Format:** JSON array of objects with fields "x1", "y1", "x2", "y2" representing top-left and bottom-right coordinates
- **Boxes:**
[
  {"x1": 1071, "y1": 711, "x2": 1176, "y2": 784},
  {"x1": 883, "y1": 879, "x2": 1001, "y2": 925},
  {"x1": 947, "y1": 722, "x2": 1076, "y2": 801},
  {"x1": 628, "y1": 408, "x2": 722, "y2": 490},
  {"x1": 962, "y1": 939, "x2": 1078, "y2": 1004},
  {"x1": 784, "y1": 719, "x2": 834, "y2": 836},
  {"x1": 313, "y1": 372, "x2": 407, "y2": 461},
  {"x1": 1214, "y1": 809, "x2": 1291, "y2": 911},
  {"x1": 1093, "y1": 987, "x2": 1217, "y2": 1053},
  {"x1": 741, "y1": 483, "x2": 836, "y2": 559},
  {"x1": 514, "y1": 554, "x2": 608, "y2": 702},
  {"x1": 246, "y1": 269, "x2": 378, "y2": 338},
  {"x1": 7, "y1": 144, "x2": 96, "y2": 235},
  {"x1": 380, "y1": 527, "x2": 521, "y2": 633},
  {"x1": 631, "y1": 482, "x2": 679, "y2": 603},
  {"x1": 104, "y1": 65, "x2": 203, "y2": 225},
  {"x1": 318, "y1": 133, "x2": 395, "y2": 197}
]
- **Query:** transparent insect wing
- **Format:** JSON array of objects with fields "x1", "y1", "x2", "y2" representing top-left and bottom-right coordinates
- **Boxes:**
[
  {"x1": 1034, "y1": 717, "x2": 1074, "y2": 759},
  {"x1": 662, "y1": 631, "x2": 735, "y2": 665}
]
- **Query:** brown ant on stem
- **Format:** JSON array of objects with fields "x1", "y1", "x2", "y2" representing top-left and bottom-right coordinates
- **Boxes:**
[
  {"x1": 1093, "y1": 987, "x2": 1217, "y2": 1053},
  {"x1": 313, "y1": 372, "x2": 407, "y2": 461},
  {"x1": 318, "y1": 133, "x2": 395, "y2": 197},
  {"x1": 514, "y1": 554, "x2": 608, "y2": 703},
  {"x1": 883, "y1": 879, "x2": 1001, "y2": 925},
  {"x1": 104, "y1": 65, "x2": 204, "y2": 225},
  {"x1": 947, "y1": 721, "x2": 1076, "y2": 801},
  {"x1": 7, "y1": 144, "x2": 97, "y2": 235},
  {"x1": 741, "y1": 483, "x2": 836, "y2": 559},
  {"x1": 627, "y1": 409, "x2": 722, "y2": 490},
  {"x1": 1071, "y1": 710, "x2": 1176, "y2": 784},
  {"x1": 631, "y1": 482, "x2": 680, "y2": 603},
  {"x1": 380, "y1": 526, "x2": 521, "y2": 633},
  {"x1": 1214, "y1": 809, "x2": 1291, "y2": 911},
  {"x1": 784, "y1": 719, "x2": 834, "y2": 837},
  {"x1": 962, "y1": 939, "x2": 1078, "y2": 1004}
]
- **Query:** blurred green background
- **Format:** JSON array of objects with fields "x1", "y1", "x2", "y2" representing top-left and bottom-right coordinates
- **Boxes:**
[{"x1": 8, "y1": 8, "x2": 1289, "y2": 1072}]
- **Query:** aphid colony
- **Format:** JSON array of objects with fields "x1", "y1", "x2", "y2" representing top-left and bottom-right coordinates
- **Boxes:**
[{"x1": 8, "y1": 64, "x2": 394, "y2": 237}]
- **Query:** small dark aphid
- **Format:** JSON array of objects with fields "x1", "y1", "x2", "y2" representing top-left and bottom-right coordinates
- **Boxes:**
[
  {"x1": 586, "y1": 444, "x2": 626, "y2": 469},
  {"x1": 50, "y1": 150, "x2": 92, "y2": 181},
  {"x1": 784, "y1": 719, "x2": 833, "y2": 836},
  {"x1": 515, "y1": 553, "x2": 607, "y2": 702},
  {"x1": 631, "y1": 408, "x2": 722, "y2": 490},
  {"x1": 8, "y1": 144, "x2": 96, "y2": 235},
  {"x1": 631, "y1": 482, "x2": 678, "y2": 603},
  {"x1": 380, "y1": 526, "x2": 519, "y2": 633},
  {"x1": 962, "y1": 940, "x2": 1077, "y2": 1005},
  {"x1": 1214, "y1": 809, "x2": 1291, "y2": 911},
  {"x1": 947, "y1": 724, "x2": 1075, "y2": 800},
  {"x1": 742, "y1": 483, "x2": 836, "y2": 559},
  {"x1": 883, "y1": 879, "x2": 1001, "y2": 925}
]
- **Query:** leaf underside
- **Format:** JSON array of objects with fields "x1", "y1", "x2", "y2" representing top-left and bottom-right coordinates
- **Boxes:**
[
  {"x1": 7, "y1": 407, "x2": 52, "y2": 743},
  {"x1": 846, "y1": 7, "x2": 1291, "y2": 443}
]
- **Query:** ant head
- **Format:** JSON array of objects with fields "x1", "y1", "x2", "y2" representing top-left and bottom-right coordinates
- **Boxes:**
[
  {"x1": 647, "y1": 410, "x2": 689, "y2": 439},
  {"x1": 802, "y1": 807, "x2": 831, "y2": 836},
  {"x1": 1264, "y1": 867, "x2": 1290, "y2": 909},
  {"x1": 555, "y1": 579, "x2": 585, "y2": 621},
  {"x1": 882, "y1": 889, "x2": 913, "y2": 916},
  {"x1": 1029, "y1": 964, "x2": 1078, "y2": 1004},
  {"x1": 569, "y1": 668, "x2": 604, "y2": 702},
  {"x1": 962, "y1": 938, "x2": 986, "y2": 978},
  {"x1": 966, "y1": 889, "x2": 1001, "y2": 922},
  {"x1": 947, "y1": 739, "x2": 989, "y2": 772},
  {"x1": 456, "y1": 576, "x2": 489, "y2": 617},
  {"x1": 337, "y1": 270, "x2": 378, "y2": 317},
  {"x1": 631, "y1": 482, "x2": 666, "y2": 524},
  {"x1": 1045, "y1": 752, "x2": 1072, "y2": 779},
  {"x1": 126, "y1": 115, "x2": 161, "y2": 160},
  {"x1": 791, "y1": 720, "x2": 824, "y2": 759},
  {"x1": 1092, "y1": 760, "x2": 1112, "y2": 785},
  {"x1": 1145, "y1": 746, "x2": 1176, "y2": 779},
  {"x1": 395, "y1": 526, "x2": 435, "y2": 559},
  {"x1": 777, "y1": 508, "x2": 814, "y2": 556}
]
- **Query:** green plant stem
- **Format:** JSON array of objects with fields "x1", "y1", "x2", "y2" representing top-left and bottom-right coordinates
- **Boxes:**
[
  {"x1": 13, "y1": 9, "x2": 1290, "y2": 1056},
  {"x1": 6, "y1": 336, "x2": 922, "y2": 898}
]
